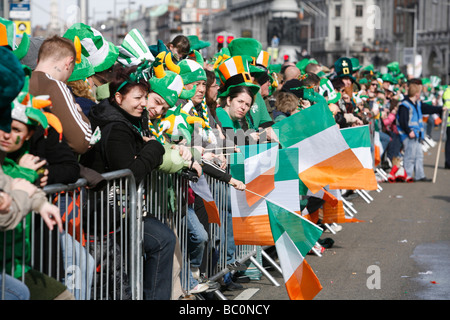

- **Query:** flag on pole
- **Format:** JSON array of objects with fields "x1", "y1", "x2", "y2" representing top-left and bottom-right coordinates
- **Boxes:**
[
  {"x1": 272, "y1": 101, "x2": 364, "y2": 194},
  {"x1": 329, "y1": 125, "x2": 378, "y2": 190},
  {"x1": 189, "y1": 175, "x2": 221, "y2": 226},
  {"x1": 373, "y1": 119, "x2": 384, "y2": 167},
  {"x1": 231, "y1": 143, "x2": 279, "y2": 207},
  {"x1": 267, "y1": 201, "x2": 323, "y2": 300},
  {"x1": 230, "y1": 147, "x2": 300, "y2": 245}
]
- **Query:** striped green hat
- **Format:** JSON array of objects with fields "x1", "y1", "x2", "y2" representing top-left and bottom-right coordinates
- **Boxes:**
[
  {"x1": 63, "y1": 23, "x2": 119, "y2": 73},
  {"x1": 118, "y1": 28, "x2": 155, "y2": 67}
]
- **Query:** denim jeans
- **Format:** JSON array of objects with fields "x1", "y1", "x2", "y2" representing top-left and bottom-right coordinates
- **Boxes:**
[
  {"x1": 403, "y1": 137, "x2": 425, "y2": 180},
  {"x1": 181, "y1": 206, "x2": 208, "y2": 290},
  {"x1": 0, "y1": 274, "x2": 30, "y2": 300},
  {"x1": 60, "y1": 232, "x2": 95, "y2": 300},
  {"x1": 143, "y1": 216, "x2": 176, "y2": 300}
]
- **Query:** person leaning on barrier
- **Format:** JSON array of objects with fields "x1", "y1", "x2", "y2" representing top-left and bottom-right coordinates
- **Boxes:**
[{"x1": 79, "y1": 60, "x2": 201, "y2": 300}]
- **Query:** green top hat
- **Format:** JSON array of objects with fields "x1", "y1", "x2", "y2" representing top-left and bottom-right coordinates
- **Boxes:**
[
  {"x1": 227, "y1": 38, "x2": 265, "y2": 75},
  {"x1": 187, "y1": 35, "x2": 210, "y2": 52},
  {"x1": 381, "y1": 73, "x2": 396, "y2": 84},
  {"x1": 387, "y1": 61, "x2": 401, "y2": 76},
  {"x1": 63, "y1": 23, "x2": 119, "y2": 73},
  {"x1": 334, "y1": 57, "x2": 356, "y2": 82}
]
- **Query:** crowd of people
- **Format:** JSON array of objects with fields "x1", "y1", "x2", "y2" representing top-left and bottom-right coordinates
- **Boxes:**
[{"x1": 1, "y1": 18, "x2": 449, "y2": 300}]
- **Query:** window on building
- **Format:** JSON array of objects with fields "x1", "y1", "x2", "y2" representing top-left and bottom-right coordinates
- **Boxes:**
[
  {"x1": 335, "y1": 4, "x2": 341, "y2": 17},
  {"x1": 356, "y1": 5, "x2": 363, "y2": 17},
  {"x1": 335, "y1": 26, "x2": 341, "y2": 42},
  {"x1": 212, "y1": 0, "x2": 220, "y2": 9},
  {"x1": 355, "y1": 26, "x2": 363, "y2": 42},
  {"x1": 199, "y1": 0, "x2": 207, "y2": 8}
]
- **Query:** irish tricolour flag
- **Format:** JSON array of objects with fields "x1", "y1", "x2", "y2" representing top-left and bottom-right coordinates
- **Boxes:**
[
  {"x1": 230, "y1": 147, "x2": 300, "y2": 245},
  {"x1": 230, "y1": 143, "x2": 279, "y2": 207},
  {"x1": 267, "y1": 201, "x2": 323, "y2": 300},
  {"x1": 272, "y1": 101, "x2": 364, "y2": 194},
  {"x1": 329, "y1": 125, "x2": 377, "y2": 191}
]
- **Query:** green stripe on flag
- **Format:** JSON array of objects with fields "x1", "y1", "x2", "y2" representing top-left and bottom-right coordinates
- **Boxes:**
[
  {"x1": 229, "y1": 152, "x2": 245, "y2": 183},
  {"x1": 272, "y1": 101, "x2": 336, "y2": 149},
  {"x1": 230, "y1": 143, "x2": 278, "y2": 183},
  {"x1": 275, "y1": 148, "x2": 298, "y2": 182},
  {"x1": 340, "y1": 125, "x2": 371, "y2": 149},
  {"x1": 267, "y1": 201, "x2": 323, "y2": 258}
]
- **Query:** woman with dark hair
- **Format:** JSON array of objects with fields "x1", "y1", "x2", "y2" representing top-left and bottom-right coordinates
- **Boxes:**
[
  {"x1": 81, "y1": 61, "x2": 200, "y2": 300},
  {"x1": 216, "y1": 85, "x2": 260, "y2": 145}
]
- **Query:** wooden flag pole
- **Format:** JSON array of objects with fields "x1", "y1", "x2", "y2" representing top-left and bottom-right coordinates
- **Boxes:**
[{"x1": 433, "y1": 108, "x2": 448, "y2": 184}]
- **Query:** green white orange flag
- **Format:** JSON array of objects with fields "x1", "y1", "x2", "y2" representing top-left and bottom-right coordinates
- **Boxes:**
[
  {"x1": 267, "y1": 201, "x2": 323, "y2": 300},
  {"x1": 329, "y1": 125, "x2": 378, "y2": 191},
  {"x1": 272, "y1": 100, "x2": 364, "y2": 194},
  {"x1": 229, "y1": 147, "x2": 300, "y2": 245},
  {"x1": 232, "y1": 143, "x2": 279, "y2": 207},
  {"x1": 189, "y1": 175, "x2": 220, "y2": 226},
  {"x1": 373, "y1": 119, "x2": 384, "y2": 167}
]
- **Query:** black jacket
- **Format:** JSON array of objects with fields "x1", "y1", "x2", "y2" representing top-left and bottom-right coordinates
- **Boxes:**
[
  {"x1": 29, "y1": 126, "x2": 80, "y2": 185},
  {"x1": 80, "y1": 99, "x2": 165, "y2": 184}
]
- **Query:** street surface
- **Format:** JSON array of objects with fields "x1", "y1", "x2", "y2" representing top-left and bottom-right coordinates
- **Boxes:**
[{"x1": 221, "y1": 130, "x2": 450, "y2": 301}]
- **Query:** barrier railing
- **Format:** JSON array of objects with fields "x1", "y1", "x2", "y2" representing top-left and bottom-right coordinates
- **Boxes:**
[{"x1": 1, "y1": 168, "x2": 262, "y2": 300}]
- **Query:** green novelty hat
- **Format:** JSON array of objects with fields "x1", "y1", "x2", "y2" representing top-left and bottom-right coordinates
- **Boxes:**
[{"x1": 63, "y1": 23, "x2": 119, "y2": 73}]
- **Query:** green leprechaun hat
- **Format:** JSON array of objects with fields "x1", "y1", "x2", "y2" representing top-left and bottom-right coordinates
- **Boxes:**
[
  {"x1": 334, "y1": 57, "x2": 356, "y2": 82},
  {"x1": 227, "y1": 37, "x2": 266, "y2": 76},
  {"x1": 216, "y1": 55, "x2": 261, "y2": 98},
  {"x1": 63, "y1": 23, "x2": 119, "y2": 73}
]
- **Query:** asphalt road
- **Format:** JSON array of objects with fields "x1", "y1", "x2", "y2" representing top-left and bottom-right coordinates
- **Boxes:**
[{"x1": 220, "y1": 131, "x2": 450, "y2": 301}]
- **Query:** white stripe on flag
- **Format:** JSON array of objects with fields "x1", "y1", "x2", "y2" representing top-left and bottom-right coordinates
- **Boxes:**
[{"x1": 291, "y1": 125, "x2": 349, "y2": 172}]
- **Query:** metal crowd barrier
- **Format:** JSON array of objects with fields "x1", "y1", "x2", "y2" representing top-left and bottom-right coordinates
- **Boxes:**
[{"x1": 1, "y1": 168, "x2": 262, "y2": 300}]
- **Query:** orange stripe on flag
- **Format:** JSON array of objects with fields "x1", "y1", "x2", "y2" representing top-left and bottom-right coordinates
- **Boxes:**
[
  {"x1": 232, "y1": 215, "x2": 274, "y2": 246},
  {"x1": 203, "y1": 200, "x2": 221, "y2": 226},
  {"x1": 285, "y1": 260, "x2": 323, "y2": 300},
  {"x1": 300, "y1": 149, "x2": 363, "y2": 194},
  {"x1": 245, "y1": 167, "x2": 275, "y2": 207},
  {"x1": 329, "y1": 168, "x2": 378, "y2": 191}
]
